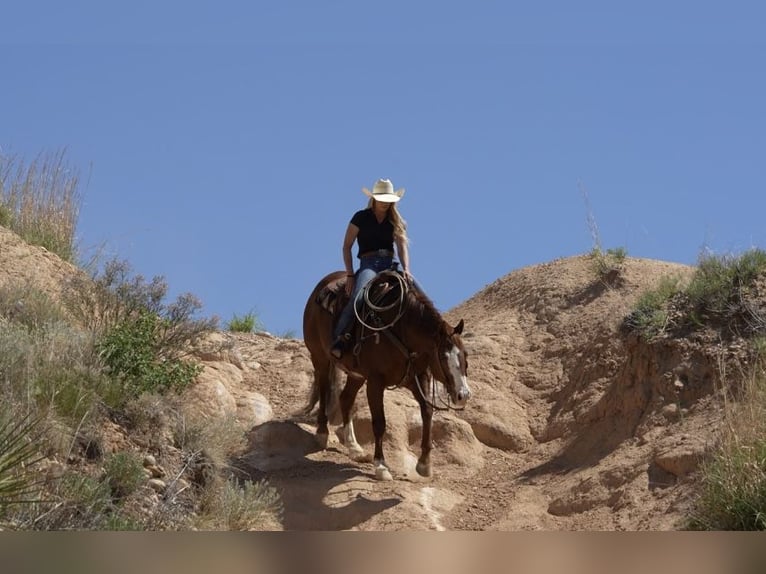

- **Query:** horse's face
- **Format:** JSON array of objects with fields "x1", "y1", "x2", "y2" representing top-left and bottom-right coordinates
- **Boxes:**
[{"x1": 436, "y1": 319, "x2": 471, "y2": 408}]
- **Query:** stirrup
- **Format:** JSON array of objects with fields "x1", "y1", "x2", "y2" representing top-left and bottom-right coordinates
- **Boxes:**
[{"x1": 330, "y1": 333, "x2": 350, "y2": 359}]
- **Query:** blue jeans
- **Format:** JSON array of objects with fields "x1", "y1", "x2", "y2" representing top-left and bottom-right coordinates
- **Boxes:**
[{"x1": 333, "y1": 257, "x2": 425, "y2": 339}]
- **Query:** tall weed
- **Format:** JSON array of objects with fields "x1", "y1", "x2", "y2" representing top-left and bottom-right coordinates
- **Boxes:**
[
  {"x1": 688, "y1": 353, "x2": 766, "y2": 530},
  {"x1": 0, "y1": 149, "x2": 81, "y2": 262}
]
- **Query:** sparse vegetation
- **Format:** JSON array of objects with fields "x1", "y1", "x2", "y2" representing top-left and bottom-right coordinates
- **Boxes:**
[
  {"x1": 579, "y1": 182, "x2": 627, "y2": 283},
  {"x1": 0, "y1": 149, "x2": 81, "y2": 262},
  {"x1": 624, "y1": 249, "x2": 766, "y2": 529},
  {"x1": 687, "y1": 347, "x2": 766, "y2": 530},
  {"x1": 103, "y1": 451, "x2": 145, "y2": 501},
  {"x1": 227, "y1": 311, "x2": 260, "y2": 333},
  {"x1": 195, "y1": 476, "x2": 282, "y2": 531},
  {"x1": 589, "y1": 246, "x2": 627, "y2": 283},
  {"x1": 0, "y1": 151, "x2": 281, "y2": 530},
  {"x1": 624, "y1": 275, "x2": 685, "y2": 338},
  {"x1": 686, "y1": 249, "x2": 766, "y2": 329},
  {"x1": 626, "y1": 248, "x2": 766, "y2": 339}
]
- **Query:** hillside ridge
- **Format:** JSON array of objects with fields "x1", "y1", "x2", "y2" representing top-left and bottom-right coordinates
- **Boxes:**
[{"x1": 0, "y1": 225, "x2": 733, "y2": 530}]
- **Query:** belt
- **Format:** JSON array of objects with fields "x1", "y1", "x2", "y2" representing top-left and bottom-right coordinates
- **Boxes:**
[{"x1": 359, "y1": 249, "x2": 394, "y2": 259}]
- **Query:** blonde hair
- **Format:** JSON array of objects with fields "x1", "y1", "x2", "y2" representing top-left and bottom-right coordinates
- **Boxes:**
[{"x1": 368, "y1": 198, "x2": 408, "y2": 245}]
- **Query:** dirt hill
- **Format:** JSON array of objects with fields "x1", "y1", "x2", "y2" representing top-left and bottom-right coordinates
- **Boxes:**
[{"x1": 0, "y1": 225, "x2": 734, "y2": 530}]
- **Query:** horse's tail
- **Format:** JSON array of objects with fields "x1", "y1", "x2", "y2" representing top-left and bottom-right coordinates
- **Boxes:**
[{"x1": 302, "y1": 361, "x2": 344, "y2": 425}]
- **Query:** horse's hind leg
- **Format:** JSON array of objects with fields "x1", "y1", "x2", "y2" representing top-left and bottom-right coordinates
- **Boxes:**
[
  {"x1": 367, "y1": 378, "x2": 393, "y2": 481},
  {"x1": 336, "y1": 374, "x2": 366, "y2": 460}
]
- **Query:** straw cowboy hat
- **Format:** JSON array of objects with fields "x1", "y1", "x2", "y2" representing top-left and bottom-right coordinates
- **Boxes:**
[{"x1": 362, "y1": 178, "x2": 405, "y2": 203}]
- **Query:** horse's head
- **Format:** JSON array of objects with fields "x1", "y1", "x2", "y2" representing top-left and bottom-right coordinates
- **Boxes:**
[{"x1": 433, "y1": 318, "x2": 471, "y2": 408}]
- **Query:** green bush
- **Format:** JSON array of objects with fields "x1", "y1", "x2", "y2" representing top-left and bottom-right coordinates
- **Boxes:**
[
  {"x1": 624, "y1": 276, "x2": 684, "y2": 338},
  {"x1": 97, "y1": 311, "x2": 202, "y2": 403},
  {"x1": 62, "y1": 258, "x2": 215, "y2": 405},
  {"x1": 686, "y1": 249, "x2": 766, "y2": 319},
  {"x1": 627, "y1": 249, "x2": 766, "y2": 338},
  {"x1": 227, "y1": 311, "x2": 260, "y2": 333},
  {"x1": 103, "y1": 451, "x2": 145, "y2": 501}
]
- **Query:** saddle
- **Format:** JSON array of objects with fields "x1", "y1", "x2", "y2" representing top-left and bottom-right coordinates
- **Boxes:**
[{"x1": 315, "y1": 270, "x2": 409, "y2": 349}]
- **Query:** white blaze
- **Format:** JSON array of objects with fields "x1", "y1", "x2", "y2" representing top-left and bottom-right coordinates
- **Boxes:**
[{"x1": 445, "y1": 345, "x2": 470, "y2": 405}]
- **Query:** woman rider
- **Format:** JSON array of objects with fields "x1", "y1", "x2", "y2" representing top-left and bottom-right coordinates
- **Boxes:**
[{"x1": 330, "y1": 178, "x2": 423, "y2": 358}]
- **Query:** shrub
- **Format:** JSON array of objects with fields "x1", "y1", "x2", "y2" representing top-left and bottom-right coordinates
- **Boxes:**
[
  {"x1": 103, "y1": 451, "x2": 145, "y2": 501},
  {"x1": 589, "y1": 246, "x2": 627, "y2": 283},
  {"x1": 64, "y1": 258, "x2": 217, "y2": 339},
  {"x1": 626, "y1": 249, "x2": 766, "y2": 339},
  {"x1": 686, "y1": 249, "x2": 766, "y2": 322},
  {"x1": 97, "y1": 310, "x2": 202, "y2": 403},
  {"x1": 227, "y1": 311, "x2": 260, "y2": 333},
  {"x1": 195, "y1": 476, "x2": 282, "y2": 531},
  {"x1": 624, "y1": 276, "x2": 684, "y2": 338},
  {"x1": 62, "y1": 258, "x2": 216, "y2": 405},
  {"x1": 173, "y1": 413, "x2": 246, "y2": 475}
]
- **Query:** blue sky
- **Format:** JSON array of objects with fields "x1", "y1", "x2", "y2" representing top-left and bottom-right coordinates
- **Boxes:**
[{"x1": 2, "y1": 2, "x2": 765, "y2": 335}]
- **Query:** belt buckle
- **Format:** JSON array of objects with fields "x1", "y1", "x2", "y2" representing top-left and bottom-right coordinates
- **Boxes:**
[{"x1": 378, "y1": 249, "x2": 388, "y2": 257}]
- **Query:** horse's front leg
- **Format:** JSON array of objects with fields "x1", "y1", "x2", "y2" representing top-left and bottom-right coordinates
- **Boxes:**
[
  {"x1": 336, "y1": 374, "x2": 366, "y2": 460},
  {"x1": 410, "y1": 372, "x2": 434, "y2": 477},
  {"x1": 367, "y1": 378, "x2": 393, "y2": 481},
  {"x1": 312, "y1": 359, "x2": 331, "y2": 448}
]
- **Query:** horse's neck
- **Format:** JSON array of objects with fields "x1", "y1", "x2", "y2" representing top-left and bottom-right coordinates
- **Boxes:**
[{"x1": 401, "y1": 297, "x2": 444, "y2": 351}]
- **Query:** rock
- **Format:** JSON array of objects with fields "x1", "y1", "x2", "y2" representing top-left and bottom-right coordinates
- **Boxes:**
[
  {"x1": 654, "y1": 436, "x2": 709, "y2": 477},
  {"x1": 147, "y1": 478, "x2": 167, "y2": 493},
  {"x1": 182, "y1": 363, "x2": 240, "y2": 418},
  {"x1": 236, "y1": 391, "x2": 274, "y2": 427}
]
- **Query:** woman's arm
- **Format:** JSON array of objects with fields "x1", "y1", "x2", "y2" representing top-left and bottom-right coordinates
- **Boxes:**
[
  {"x1": 342, "y1": 223, "x2": 359, "y2": 294},
  {"x1": 395, "y1": 236, "x2": 413, "y2": 281}
]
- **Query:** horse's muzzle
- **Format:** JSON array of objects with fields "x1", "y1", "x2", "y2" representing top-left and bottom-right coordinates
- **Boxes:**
[{"x1": 454, "y1": 382, "x2": 471, "y2": 407}]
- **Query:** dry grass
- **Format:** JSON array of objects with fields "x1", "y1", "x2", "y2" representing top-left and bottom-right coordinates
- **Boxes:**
[
  {"x1": 0, "y1": 149, "x2": 81, "y2": 262},
  {"x1": 688, "y1": 344, "x2": 766, "y2": 530}
]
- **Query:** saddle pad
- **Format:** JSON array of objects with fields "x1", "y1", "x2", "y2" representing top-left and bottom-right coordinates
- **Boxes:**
[{"x1": 316, "y1": 277, "x2": 347, "y2": 315}]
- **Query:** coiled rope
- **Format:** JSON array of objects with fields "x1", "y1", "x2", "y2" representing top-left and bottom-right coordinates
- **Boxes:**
[{"x1": 353, "y1": 271, "x2": 408, "y2": 331}]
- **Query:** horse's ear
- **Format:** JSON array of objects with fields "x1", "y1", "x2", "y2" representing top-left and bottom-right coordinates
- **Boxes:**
[{"x1": 453, "y1": 319, "x2": 464, "y2": 335}]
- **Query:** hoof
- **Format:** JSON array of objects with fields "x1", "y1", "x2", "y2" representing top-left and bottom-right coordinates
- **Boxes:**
[
  {"x1": 347, "y1": 443, "x2": 366, "y2": 459},
  {"x1": 315, "y1": 432, "x2": 329, "y2": 449},
  {"x1": 375, "y1": 464, "x2": 393, "y2": 482},
  {"x1": 416, "y1": 461, "x2": 432, "y2": 478}
]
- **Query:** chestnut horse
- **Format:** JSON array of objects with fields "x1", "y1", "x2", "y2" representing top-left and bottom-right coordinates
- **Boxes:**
[{"x1": 303, "y1": 269, "x2": 471, "y2": 480}]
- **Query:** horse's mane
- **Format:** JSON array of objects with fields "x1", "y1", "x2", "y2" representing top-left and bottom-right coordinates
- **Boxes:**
[{"x1": 402, "y1": 286, "x2": 449, "y2": 339}]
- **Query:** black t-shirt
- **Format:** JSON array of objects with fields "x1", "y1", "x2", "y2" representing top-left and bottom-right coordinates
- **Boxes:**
[{"x1": 350, "y1": 208, "x2": 394, "y2": 257}]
